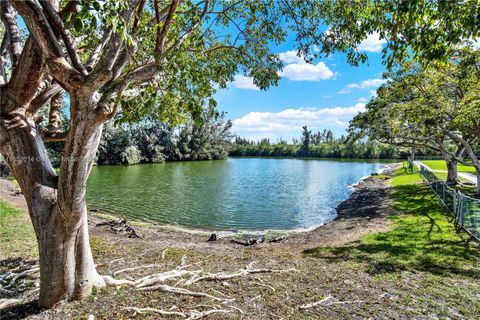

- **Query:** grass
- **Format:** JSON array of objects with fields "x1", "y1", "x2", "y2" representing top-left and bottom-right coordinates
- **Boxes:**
[
  {"x1": 421, "y1": 160, "x2": 476, "y2": 173},
  {"x1": 0, "y1": 200, "x2": 37, "y2": 258},
  {"x1": 305, "y1": 168, "x2": 480, "y2": 278}
]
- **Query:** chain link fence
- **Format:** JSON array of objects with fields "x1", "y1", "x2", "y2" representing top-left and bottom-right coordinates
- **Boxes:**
[{"x1": 418, "y1": 165, "x2": 480, "y2": 241}]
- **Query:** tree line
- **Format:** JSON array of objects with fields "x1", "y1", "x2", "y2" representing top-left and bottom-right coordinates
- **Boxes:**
[
  {"x1": 43, "y1": 113, "x2": 233, "y2": 167},
  {"x1": 230, "y1": 127, "x2": 434, "y2": 159}
]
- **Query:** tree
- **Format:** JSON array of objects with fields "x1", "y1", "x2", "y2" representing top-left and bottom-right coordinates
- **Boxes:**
[
  {"x1": 349, "y1": 49, "x2": 480, "y2": 191},
  {"x1": 301, "y1": 126, "x2": 312, "y2": 156},
  {"x1": 1, "y1": 0, "x2": 478, "y2": 308}
]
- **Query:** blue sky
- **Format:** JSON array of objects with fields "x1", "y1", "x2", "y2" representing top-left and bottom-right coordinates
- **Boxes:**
[{"x1": 215, "y1": 32, "x2": 389, "y2": 142}]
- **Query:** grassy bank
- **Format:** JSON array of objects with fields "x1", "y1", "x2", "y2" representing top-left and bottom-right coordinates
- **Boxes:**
[
  {"x1": 305, "y1": 168, "x2": 480, "y2": 278},
  {"x1": 0, "y1": 201, "x2": 36, "y2": 259},
  {"x1": 421, "y1": 160, "x2": 476, "y2": 173}
]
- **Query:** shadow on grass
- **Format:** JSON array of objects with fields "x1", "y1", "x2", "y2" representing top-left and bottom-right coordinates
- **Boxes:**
[
  {"x1": 304, "y1": 181, "x2": 480, "y2": 278},
  {"x1": 0, "y1": 301, "x2": 43, "y2": 320}
]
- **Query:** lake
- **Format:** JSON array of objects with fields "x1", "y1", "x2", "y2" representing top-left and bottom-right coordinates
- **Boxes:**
[{"x1": 86, "y1": 158, "x2": 387, "y2": 231}]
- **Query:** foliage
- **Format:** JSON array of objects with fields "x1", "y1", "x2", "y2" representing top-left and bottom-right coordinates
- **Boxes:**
[
  {"x1": 85, "y1": 112, "x2": 233, "y2": 165},
  {"x1": 121, "y1": 146, "x2": 141, "y2": 165},
  {"x1": 348, "y1": 48, "x2": 480, "y2": 191},
  {"x1": 229, "y1": 129, "x2": 436, "y2": 159},
  {"x1": 318, "y1": 0, "x2": 480, "y2": 68}
]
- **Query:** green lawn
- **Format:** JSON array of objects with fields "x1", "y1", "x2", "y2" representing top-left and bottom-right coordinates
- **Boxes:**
[
  {"x1": 0, "y1": 200, "x2": 37, "y2": 258},
  {"x1": 305, "y1": 168, "x2": 480, "y2": 277},
  {"x1": 421, "y1": 160, "x2": 476, "y2": 173}
]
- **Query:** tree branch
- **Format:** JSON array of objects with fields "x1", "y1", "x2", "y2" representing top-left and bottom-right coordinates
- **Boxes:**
[
  {"x1": 0, "y1": 0, "x2": 22, "y2": 67},
  {"x1": 38, "y1": 0, "x2": 88, "y2": 76},
  {"x1": 156, "y1": 0, "x2": 181, "y2": 54},
  {"x1": 28, "y1": 81, "x2": 62, "y2": 116},
  {"x1": 164, "y1": 0, "x2": 210, "y2": 54}
]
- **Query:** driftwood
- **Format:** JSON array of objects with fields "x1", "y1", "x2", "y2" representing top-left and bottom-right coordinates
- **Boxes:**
[
  {"x1": 96, "y1": 219, "x2": 141, "y2": 238},
  {"x1": 230, "y1": 235, "x2": 286, "y2": 246}
]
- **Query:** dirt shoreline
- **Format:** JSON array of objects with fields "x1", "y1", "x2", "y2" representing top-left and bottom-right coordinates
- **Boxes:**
[{"x1": 0, "y1": 163, "x2": 398, "y2": 252}]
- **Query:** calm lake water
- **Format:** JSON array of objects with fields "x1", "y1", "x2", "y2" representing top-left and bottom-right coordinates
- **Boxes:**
[{"x1": 86, "y1": 158, "x2": 387, "y2": 230}]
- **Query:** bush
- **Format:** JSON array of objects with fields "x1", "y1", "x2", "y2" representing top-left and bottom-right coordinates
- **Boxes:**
[{"x1": 121, "y1": 146, "x2": 141, "y2": 165}]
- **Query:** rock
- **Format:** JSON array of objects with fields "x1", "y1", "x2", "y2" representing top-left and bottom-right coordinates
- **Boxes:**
[{"x1": 207, "y1": 233, "x2": 217, "y2": 242}]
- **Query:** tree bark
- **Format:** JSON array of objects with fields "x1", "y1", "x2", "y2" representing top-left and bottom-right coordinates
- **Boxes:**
[
  {"x1": 446, "y1": 159, "x2": 459, "y2": 185},
  {"x1": 443, "y1": 147, "x2": 464, "y2": 186},
  {"x1": 1, "y1": 87, "x2": 106, "y2": 308}
]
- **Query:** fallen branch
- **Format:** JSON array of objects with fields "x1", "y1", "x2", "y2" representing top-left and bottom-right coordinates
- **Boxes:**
[
  {"x1": 96, "y1": 219, "x2": 141, "y2": 238},
  {"x1": 299, "y1": 296, "x2": 334, "y2": 309},
  {"x1": 0, "y1": 298, "x2": 21, "y2": 310}
]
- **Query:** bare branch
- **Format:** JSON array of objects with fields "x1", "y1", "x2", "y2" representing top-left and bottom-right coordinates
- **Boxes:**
[
  {"x1": 85, "y1": 28, "x2": 112, "y2": 70},
  {"x1": 28, "y1": 81, "x2": 62, "y2": 115},
  {"x1": 13, "y1": 0, "x2": 65, "y2": 59},
  {"x1": 165, "y1": 0, "x2": 210, "y2": 54},
  {"x1": 0, "y1": 0, "x2": 22, "y2": 66},
  {"x1": 156, "y1": 0, "x2": 181, "y2": 54},
  {"x1": 38, "y1": 0, "x2": 88, "y2": 76},
  {"x1": 42, "y1": 130, "x2": 68, "y2": 142}
]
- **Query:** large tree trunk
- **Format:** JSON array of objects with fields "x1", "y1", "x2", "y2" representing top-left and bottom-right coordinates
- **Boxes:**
[
  {"x1": 38, "y1": 92, "x2": 106, "y2": 307},
  {"x1": 446, "y1": 159, "x2": 459, "y2": 185},
  {"x1": 1, "y1": 86, "x2": 106, "y2": 307},
  {"x1": 37, "y1": 207, "x2": 105, "y2": 307}
]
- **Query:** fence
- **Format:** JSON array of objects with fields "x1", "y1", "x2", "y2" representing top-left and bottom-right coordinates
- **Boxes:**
[
  {"x1": 414, "y1": 155, "x2": 480, "y2": 161},
  {"x1": 418, "y1": 165, "x2": 480, "y2": 241}
]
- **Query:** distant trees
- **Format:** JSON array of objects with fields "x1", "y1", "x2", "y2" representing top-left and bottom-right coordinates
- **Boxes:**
[
  {"x1": 229, "y1": 129, "x2": 419, "y2": 159},
  {"x1": 94, "y1": 113, "x2": 232, "y2": 165}
]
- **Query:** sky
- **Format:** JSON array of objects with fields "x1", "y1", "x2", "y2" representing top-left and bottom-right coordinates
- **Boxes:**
[{"x1": 214, "y1": 32, "x2": 390, "y2": 142}]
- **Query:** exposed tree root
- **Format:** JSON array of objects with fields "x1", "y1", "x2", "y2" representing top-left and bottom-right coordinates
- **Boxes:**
[
  {"x1": 101, "y1": 260, "x2": 294, "y2": 318},
  {"x1": 113, "y1": 264, "x2": 157, "y2": 277},
  {"x1": 179, "y1": 266, "x2": 297, "y2": 286},
  {"x1": 136, "y1": 284, "x2": 234, "y2": 302},
  {"x1": 0, "y1": 262, "x2": 40, "y2": 311},
  {"x1": 125, "y1": 306, "x2": 237, "y2": 319},
  {"x1": 299, "y1": 295, "x2": 365, "y2": 309}
]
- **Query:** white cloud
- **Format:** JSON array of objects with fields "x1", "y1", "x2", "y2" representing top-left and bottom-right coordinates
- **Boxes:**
[
  {"x1": 337, "y1": 88, "x2": 351, "y2": 94},
  {"x1": 231, "y1": 75, "x2": 259, "y2": 90},
  {"x1": 232, "y1": 104, "x2": 366, "y2": 140},
  {"x1": 279, "y1": 62, "x2": 334, "y2": 81},
  {"x1": 278, "y1": 50, "x2": 305, "y2": 64},
  {"x1": 338, "y1": 78, "x2": 387, "y2": 94},
  {"x1": 277, "y1": 50, "x2": 335, "y2": 81},
  {"x1": 357, "y1": 97, "x2": 368, "y2": 103},
  {"x1": 347, "y1": 78, "x2": 387, "y2": 89},
  {"x1": 357, "y1": 32, "x2": 387, "y2": 52}
]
